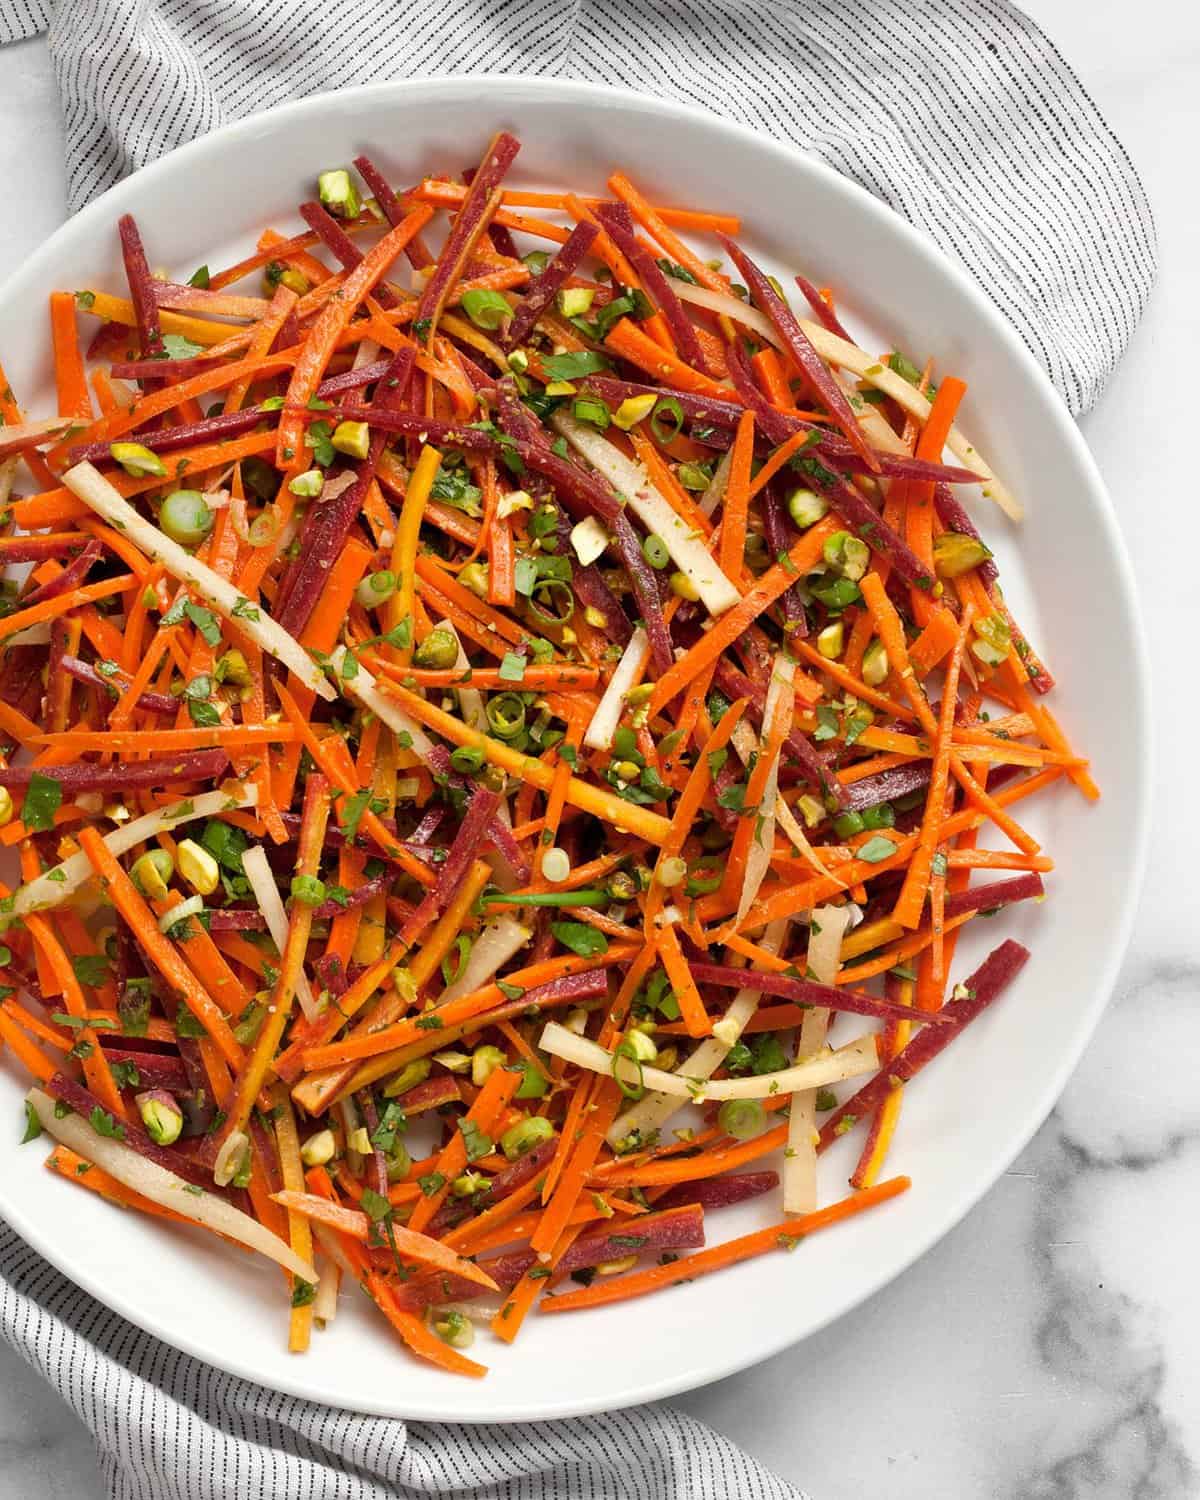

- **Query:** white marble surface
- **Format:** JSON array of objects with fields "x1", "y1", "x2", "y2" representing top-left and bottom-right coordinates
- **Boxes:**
[{"x1": 0, "y1": 3, "x2": 1194, "y2": 1495}]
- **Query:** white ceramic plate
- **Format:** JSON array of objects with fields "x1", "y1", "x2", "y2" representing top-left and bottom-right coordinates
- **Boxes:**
[{"x1": 0, "y1": 77, "x2": 1149, "y2": 1422}]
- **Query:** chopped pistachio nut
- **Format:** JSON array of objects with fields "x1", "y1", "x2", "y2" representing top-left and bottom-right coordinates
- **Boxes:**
[{"x1": 177, "y1": 839, "x2": 220, "y2": 896}]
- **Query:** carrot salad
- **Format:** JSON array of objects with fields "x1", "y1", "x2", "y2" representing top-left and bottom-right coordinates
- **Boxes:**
[{"x1": 0, "y1": 134, "x2": 1091, "y2": 1375}]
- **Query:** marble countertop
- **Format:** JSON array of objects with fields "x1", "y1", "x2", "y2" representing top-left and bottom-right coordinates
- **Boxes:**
[{"x1": 0, "y1": 2, "x2": 1193, "y2": 1495}]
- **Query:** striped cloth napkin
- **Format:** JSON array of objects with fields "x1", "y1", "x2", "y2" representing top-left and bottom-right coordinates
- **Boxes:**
[{"x1": 0, "y1": 2, "x2": 1154, "y2": 1497}]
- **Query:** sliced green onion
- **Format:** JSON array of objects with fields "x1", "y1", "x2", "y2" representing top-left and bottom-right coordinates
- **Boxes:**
[
  {"x1": 649, "y1": 396, "x2": 684, "y2": 445},
  {"x1": 526, "y1": 579, "x2": 574, "y2": 627},
  {"x1": 246, "y1": 504, "x2": 282, "y2": 547},
  {"x1": 612, "y1": 1038, "x2": 646, "y2": 1100},
  {"x1": 832, "y1": 810, "x2": 865, "y2": 840},
  {"x1": 481, "y1": 888, "x2": 610, "y2": 908},
  {"x1": 718, "y1": 1098, "x2": 766, "y2": 1140},
  {"x1": 449, "y1": 745, "x2": 485, "y2": 774},
  {"x1": 861, "y1": 802, "x2": 895, "y2": 831},
  {"x1": 541, "y1": 847, "x2": 571, "y2": 883},
  {"x1": 572, "y1": 396, "x2": 610, "y2": 430},
  {"x1": 485, "y1": 693, "x2": 526, "y2": 740},
  {"x1": 641, "y1": 533, "x2": 670, "y2": 570},
  {"x1": 499, "y1": 1114, "x2": 555, "y2": 1160},
  {"x1": 460, "y1": 289, "x2": 512, "y2": 331},
  {"x1": 159, "y1": 490, "x2": 213, "y2": 548},
  {"x1": 158, "y1": 894, "x2": 202, "y2": 934},
  {"x1": 355, "y1": 570, "x2": 396, "y2": 609}
]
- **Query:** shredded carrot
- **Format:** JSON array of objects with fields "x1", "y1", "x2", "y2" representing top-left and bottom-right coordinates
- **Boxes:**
[
  {"x1": 718, "y1": 409, "x2": 755, "y2": 581},
  {"x1": 543, "y1": 1178, "x2": 911, "y2": 1311},
  {"x1": 604, "y1": 317, "x2": 742, "y2": 401},
  {"x1": 650, "y1": 517, "x2": 839, "y2": 713},
  {"x1": 50, "y1": 292, "x2": 93, "y2": 420},
  {"x1": 0, "y1": 152, "x2": 1082, "y2": 1379}
]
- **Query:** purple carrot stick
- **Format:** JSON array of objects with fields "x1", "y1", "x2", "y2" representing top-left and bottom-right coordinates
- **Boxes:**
[
  {"x1": 818, "y1": 940, "x2": 1031, "y2": 1149},
  {"x1": 462, "y1": 160, "x2": 521, "y2": 261},
  {"x1": 760, "y1": 485, "x2": 808, "y2": 637},
  {"x1": 593, "y1": 203, "x2": 711, "y2": 373},
  {"x1": 502, "y1": 220, "x2": 599, "y2": 349},
  {"x1": 394, "y1": 1074, "x2": 461, "y2": 1115},
  {"x1": 299, "y1": 202, "x2": 397, "y2": 309},
  {"x1": 428, "y1": 1135, "x2": 559, "y2": 1235},
  {"x1": 399, "y1": 785, "x2": 501, "y2": 945},
  {"x1": 18, "y1": 539, "x2": 102, "y2": 608},
  {"x1": 943, "y1": 872, "x2": 1044, "y2": 920},
  {"x1": 69, "y1": 408, "x2": 266, "y2": 465},
  {"x1": 556, "y1": 1203, "x2": 705, "y2": 1272},
  {"x1": 203, "y1": 908, "x2": 269, "y2": 932},
  {"x1": 352, "y1": 154, "x2": 433, "y2": 270},
  {"x1": 108, "y1": 355, "x2": 224, "y2": 382},
  {"x1": 840, "y1": 762, "x2": 932, "y2": 813},
  {"x1": 152, "y1": 283, "x2": 267, "y2": 319},
  {"x1": 392, "y1": 1205, "x2": 704, "y2": 1310},
  {"x1": 582, "y1": 376, "x2": 978, "y2": 484},
  {"x1": 0, "y1": 536, "x2": 94, "y2": 564},
  {"x1": 720, "y1": 234, "x2": 879, "y2": 472},
  {"x1": 46, "y1": 1072, "x2": 218, "y2": 1192},
  {"x1": 484, "y1": 815, "x2": 532, "y2": 885},
  {"x1": 657, "y1": 1170, "x2": 779, "y2": 1212},
  {"x1": 274, "y1": 342, "x2": 416, "y2": 635},
  {"x1": 117, "y1": 215, "x2": 165, "y2": 362},
  {"x1": 688, "y1": 962, "x2": 954, "y2": 1026},
  {"x1": 411, "y1": 132, "x2": 520, "y2": 337},
  {"x1": 98, "y1": 1046, "x2": 191, "y2": 1092},
  {"x1": 793, "y1": 273, "x2": 853, "y2": 341},
  {"x1": 0, "y1": 748, "x2": 229, "y2": 791},
  {"x1": 59, "y1": 654, "x2": 176, "y2": 717},
  {"x1": 722, "y1": 337, "x2": 797, "y2": 446},
  {"x1": 314, "y1": 357, "x2": 395, "y2": 399}
]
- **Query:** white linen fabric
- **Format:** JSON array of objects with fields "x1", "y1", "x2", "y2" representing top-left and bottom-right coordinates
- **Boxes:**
[
  {"x1": 0, "y1": 1222, "x2": 807, "y2": 1497},
  {"x1": 0, "y1": 1, "x2": 1155, "y2": 1495},
  {"x1": 0, "y1": 0, "x2": 1156, "y2": 413}
]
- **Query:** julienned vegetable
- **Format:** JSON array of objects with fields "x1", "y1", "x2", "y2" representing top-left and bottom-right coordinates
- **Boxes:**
[
  {"x1": 26, "y1": 1089, "x2": 317, "y2": 1281},
  {"x1": 0, "y1": 139, "x2": 1086, "y2": 1378}
]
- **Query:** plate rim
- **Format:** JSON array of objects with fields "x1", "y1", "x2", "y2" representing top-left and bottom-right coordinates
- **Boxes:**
[{"x1": 0, "y1": 72, "x2": 1153, "y2": 1422}]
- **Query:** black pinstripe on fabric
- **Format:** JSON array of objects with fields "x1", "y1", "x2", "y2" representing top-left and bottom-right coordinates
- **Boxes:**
[
  {"x1": 9, "y1": 0, "x2": 1154, "y2": 411},
  {"x1": 0, "y1": 1210, "x2": 811, "y2": 1496}
]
